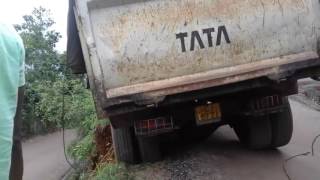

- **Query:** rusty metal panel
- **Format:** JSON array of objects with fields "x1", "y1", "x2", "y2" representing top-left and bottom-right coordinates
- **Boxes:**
[{"x1": 75, "y1": 0, "x2": 320, "y2": 99}]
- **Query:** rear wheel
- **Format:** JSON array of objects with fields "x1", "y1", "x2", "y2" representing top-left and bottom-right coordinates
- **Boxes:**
[
  {"x1": 111, "y1": 126, "x2": 138, "y2": 164},
  {"x1": 270, "y1": 97, "x2": 293, "y2": 148},
  {"x1": 233, "y1": 116, "x2": 272, "y2": 149},
  {"x1": 137, "y1": 136, "x2": 162, "y2": 163},
  {"x1": 233, "y1": 96, "x2": 293, "y2": 149}
]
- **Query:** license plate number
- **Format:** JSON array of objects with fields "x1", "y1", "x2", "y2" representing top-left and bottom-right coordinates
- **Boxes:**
[{"x1": 195, "y1": 103, "x2": 221, "y2": 125}]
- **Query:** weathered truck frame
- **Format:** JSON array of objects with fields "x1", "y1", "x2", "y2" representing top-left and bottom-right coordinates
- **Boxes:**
[{"x1": 69, "y1": 0, "x2": 320, "y2": 163}]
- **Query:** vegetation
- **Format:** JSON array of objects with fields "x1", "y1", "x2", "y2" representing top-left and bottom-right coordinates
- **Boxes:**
[
  {"x1": 15, "y1": 7, "x2": 96, "y2": 137},
  {"x1": 17, "y1": 7, "x2": 130, "y2": 180},
  {"x1": 93, "y1": 163, "x2": 130, "y2": 180},
  {"x1": 68, "y1": 162, "x2": 130, "y2": 180}
]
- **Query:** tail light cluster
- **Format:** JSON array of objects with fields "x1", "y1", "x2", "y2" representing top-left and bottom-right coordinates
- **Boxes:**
[
  {"x1": 251, "y1": 95, "x2": 283, "y2": 111},
  {"x1": 134, "y1": 117, "x2": 174, "y2": 136}
]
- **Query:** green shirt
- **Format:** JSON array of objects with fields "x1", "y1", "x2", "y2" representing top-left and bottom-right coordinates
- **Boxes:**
[{"x1": 0, "y1": 23, "x2": 25, "y2": 180}]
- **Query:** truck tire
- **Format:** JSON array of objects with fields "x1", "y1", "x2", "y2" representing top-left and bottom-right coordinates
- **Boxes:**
[
  {"x1": 137, "y1": 136, "x2": 161, "y2": 163},
  {"x1": 111, "y1": 126, "x2": 138, "y2": 164},
  {"x1": 234, "y1": 116, "x2": 272, "y2": 149},
  {"x1": 269, "y1": 97, "x2": 293, "y2": 148}
]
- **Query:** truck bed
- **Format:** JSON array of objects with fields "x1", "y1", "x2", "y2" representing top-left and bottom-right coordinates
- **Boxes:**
[{"x1": 72, "y1": 0, "x2": 320, "y2": 110}]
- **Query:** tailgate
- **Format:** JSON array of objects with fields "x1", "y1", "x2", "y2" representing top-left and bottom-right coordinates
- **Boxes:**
[{"x1": 76, "y1": 0, "x2": 320, "y2": 98}]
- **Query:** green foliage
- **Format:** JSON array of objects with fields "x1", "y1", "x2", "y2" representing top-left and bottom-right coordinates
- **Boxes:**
[
  {"x1": 15, "y1": 7, "x2": 62, "y2": 82},
  {"x1": 68, "y1": 116, "x2": 109, "y2": 161},
  {"x1": 67, "y1": 163, "x2": 130, "y2": 180},
  {"x1": 93, "y1": 163, "x2": 131, "y2": 180},
  {"x1": 36, "y1": 79, "x2": 95, "y2": 129},
  {"x1": 69, "y1": 133, "x2": 95, "y2": 161},
  {"x1": 16, "y1": 7, "x2": 98, "y2": 137},
  {"x1": 16, "y1": 7, "x2": 129, "y2": 180}
]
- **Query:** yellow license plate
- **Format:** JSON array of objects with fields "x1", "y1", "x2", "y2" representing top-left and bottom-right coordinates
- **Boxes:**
[{"x1": 195, "y1": 103, "x2": 221, "y2": 125}]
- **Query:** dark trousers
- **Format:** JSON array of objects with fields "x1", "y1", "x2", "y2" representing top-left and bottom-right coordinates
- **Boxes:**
[
  {"x1": 9, "y1": 86, "x2": 24, "y2": 180},
  {"x1": 9, "y1": 138, "x2": 23, "y2": 180}
]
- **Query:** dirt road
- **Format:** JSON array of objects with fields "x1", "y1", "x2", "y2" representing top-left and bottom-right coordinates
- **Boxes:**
[
  {"x1": 23, "y1": 130, "x2": 76, "y2": 180},
  {"x1": 21, "y1": 80, "x2": 320, "y2": 180},
  {"x1": 131, "y1": 99, "x2": 320, "y2": 180}
]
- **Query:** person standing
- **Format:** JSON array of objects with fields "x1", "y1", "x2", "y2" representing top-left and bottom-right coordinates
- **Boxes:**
[
  {"x1": 9, "y1": 86, "x2": 24, "y2": 180},
  {"x1": 0, "y1": 22, "x2": 25, "y2": 180}
]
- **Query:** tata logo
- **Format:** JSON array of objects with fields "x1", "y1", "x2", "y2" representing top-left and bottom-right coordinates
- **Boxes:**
[{"x1": 176, "y1": 26, "x2": 231, "y2": 53}]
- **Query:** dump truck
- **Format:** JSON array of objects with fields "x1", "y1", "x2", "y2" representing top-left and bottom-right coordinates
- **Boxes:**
[{"x1": 67, "y1": 0, "x2": 320, "y2": 163}]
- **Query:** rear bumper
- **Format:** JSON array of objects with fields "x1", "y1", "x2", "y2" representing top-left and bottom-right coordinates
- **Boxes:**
[
  {"x1": 106, "y1": 52, "x2": 319, "y2": 99},
  {"x1": 103, "y1": 51, "x2": 320, "y2": 110}
]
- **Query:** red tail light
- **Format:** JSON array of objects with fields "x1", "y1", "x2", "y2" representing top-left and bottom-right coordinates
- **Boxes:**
[
  {"x1": 134, "y1": 117, "x2": 174, "y2": 136},
  {"x1": 252, "y1": 95, "x2": 283, "y2": 111}
]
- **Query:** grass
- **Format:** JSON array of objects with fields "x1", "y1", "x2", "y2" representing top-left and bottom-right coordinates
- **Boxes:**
[
  {"x1": 68, "y1": 132, "x2": 95, "y2": 161},
  {"x1": 67, "y1": 117, "x2": 131, "y2": 180},
  {"x1": 67, "y1": 162, "x2": 132, "y2": 180},
  {"x1": 93, "y1": 163, "x2": 132, "y2": 180}
]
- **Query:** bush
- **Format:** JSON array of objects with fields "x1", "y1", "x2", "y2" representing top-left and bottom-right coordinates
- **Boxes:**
[
  {"x1": 16, "y1": 7, "x2": 98, "y2": 137},
  {"x1": 21, "y1": 77, "x2": 96, "y2": 137},
  {"x1": 68, "y1": 133, "x2": 95, "y2": 161}
]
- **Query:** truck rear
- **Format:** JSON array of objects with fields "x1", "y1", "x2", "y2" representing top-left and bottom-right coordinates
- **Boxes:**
[{"x1": 68, "y1": 0, "x2": 320, "y2": 163}]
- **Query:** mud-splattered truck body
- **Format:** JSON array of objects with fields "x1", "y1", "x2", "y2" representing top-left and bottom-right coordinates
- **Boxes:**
[{"x1": 69, "y1": 0, "x2": 320, "y2": 162}]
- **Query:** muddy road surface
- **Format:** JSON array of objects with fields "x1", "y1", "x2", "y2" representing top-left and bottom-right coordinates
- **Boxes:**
[{"x1": 130, "y1": 97, "x2": 320, "y2": 180}]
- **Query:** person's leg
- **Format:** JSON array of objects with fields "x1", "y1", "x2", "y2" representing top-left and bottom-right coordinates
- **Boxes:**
[
  {"x1": 9, "y1": 86, "x2": 25, "y2": 180},
  {"x1": 0, "y1": 119, "x2": 14, "y2": 180},
  {"x1": 9, "y1": 141, "x2": 23, "y2": 180}
]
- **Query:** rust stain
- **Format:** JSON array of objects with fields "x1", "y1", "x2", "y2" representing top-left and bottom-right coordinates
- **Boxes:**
[
  {"x1": 99, "y1": 0, "x2": 309, "y2": 48},
  {"x1": 92, "y1": 0, "x2": 316, "y2": 86}
]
